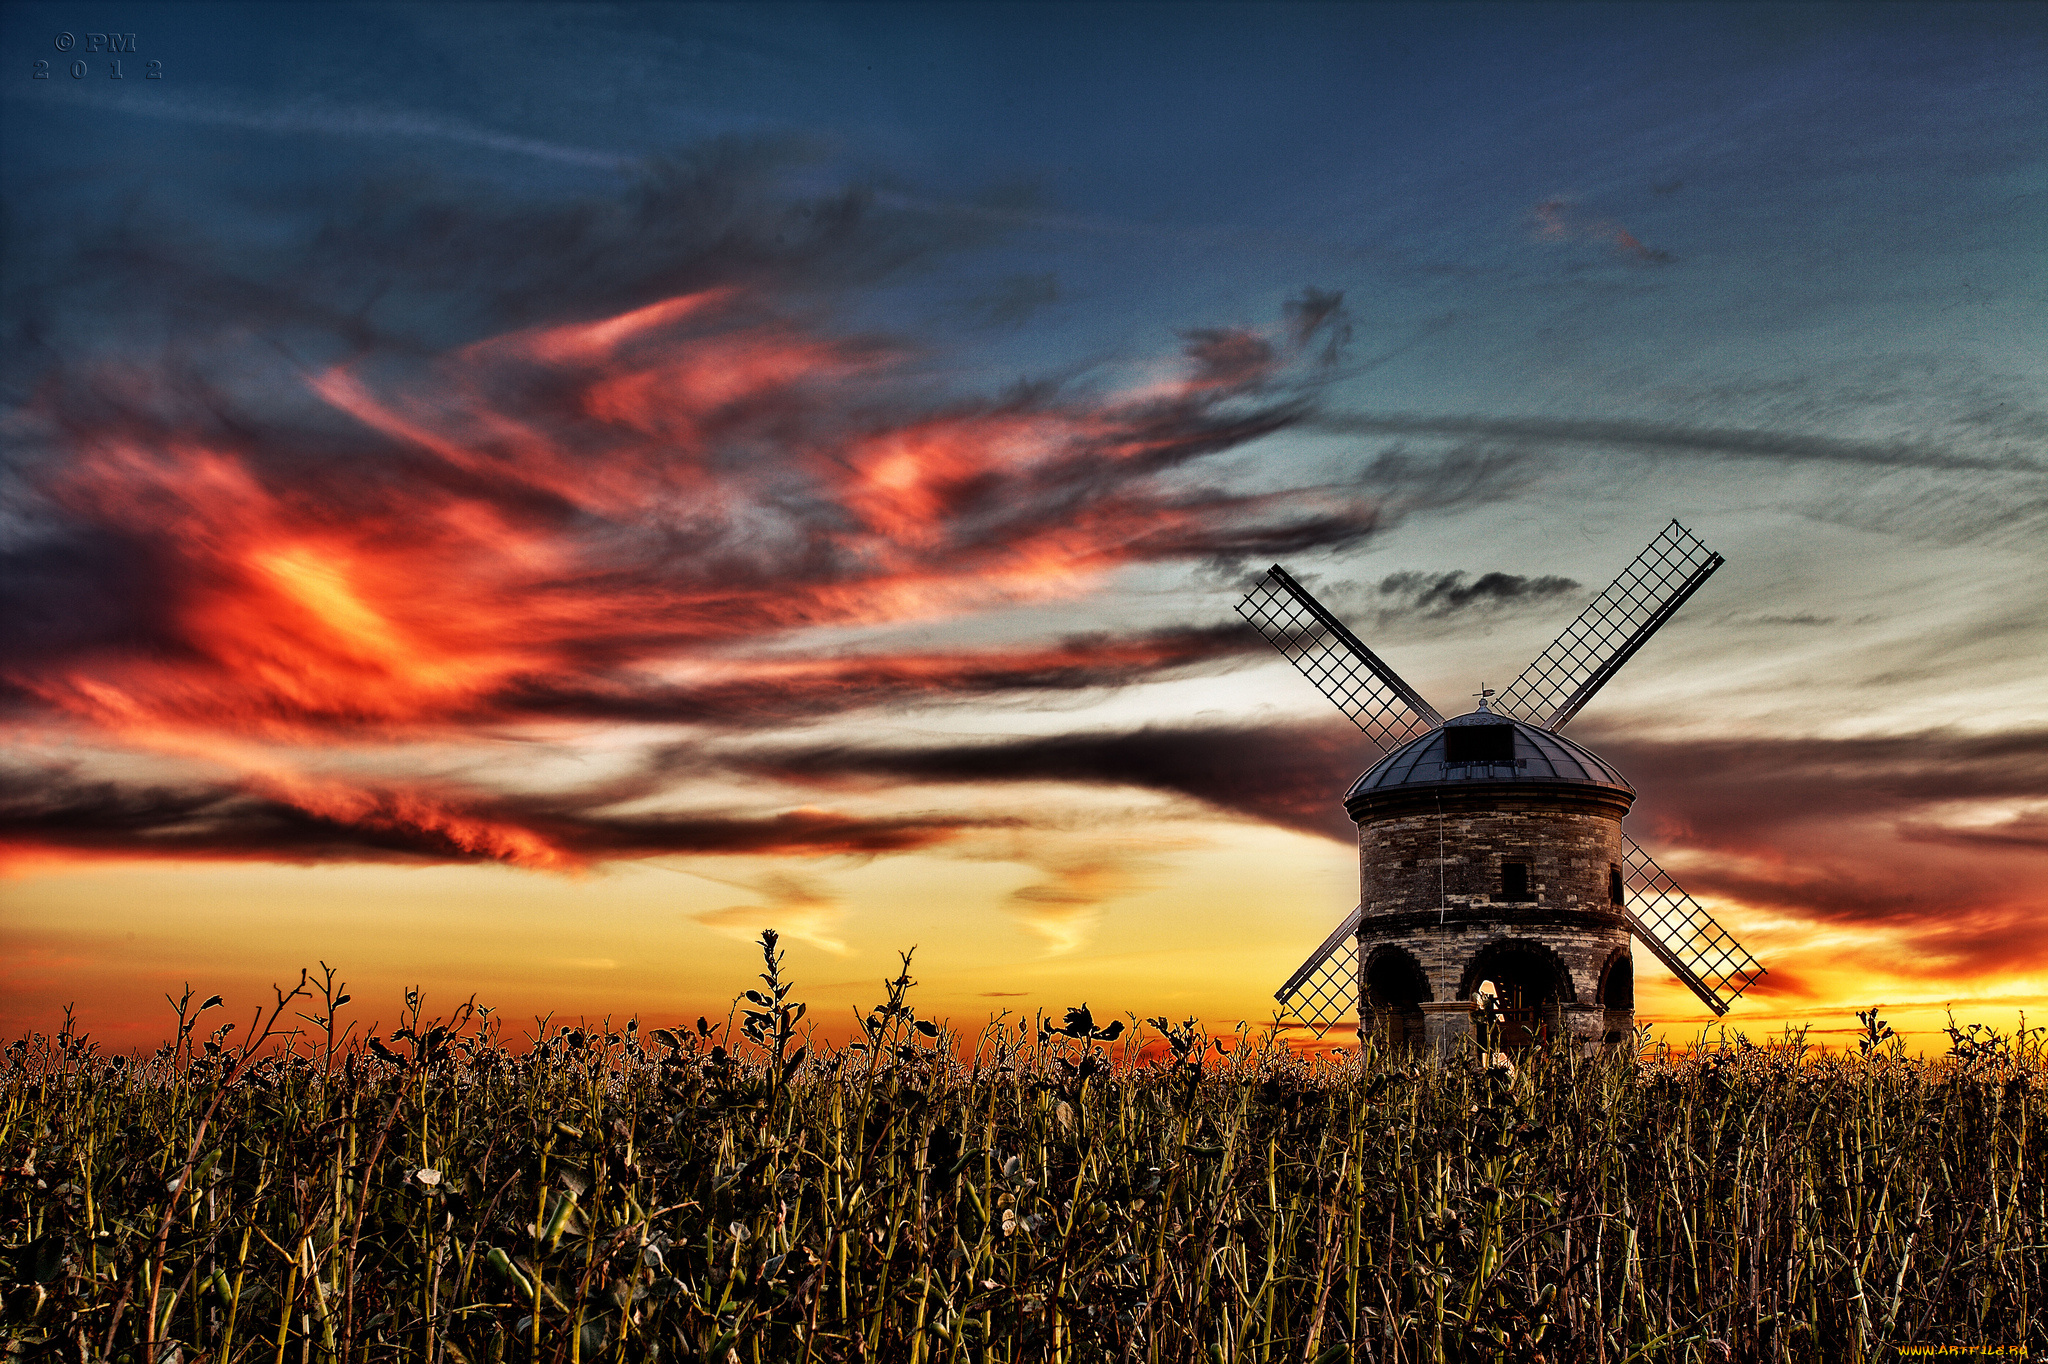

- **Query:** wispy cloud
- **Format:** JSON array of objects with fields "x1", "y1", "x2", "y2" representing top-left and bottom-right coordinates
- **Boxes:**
[
  {"x1": 691, "y1": 870, "x2": 853, "y2": 955},
  {"x1": 5, "y1": 87, "x2": 634, "y2": 169},
  {"x1": 1530, "y1": 196, "x2": 1675, "y2": 264}
]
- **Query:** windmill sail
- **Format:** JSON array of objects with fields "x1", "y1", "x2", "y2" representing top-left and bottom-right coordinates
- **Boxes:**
[
  {"x1": 1238, "y1": 565, "x2": 1444, "y2": 756},
  {"x1": 1274, "y1": 905, "x2": 1363, "y2": 1039},
  {"x1": 1620, "y1": 834, "x2": 1765, "y2": 1016},
  {"x1": 1491, "y1": 521, "x2": 1723, "y2": 732}
]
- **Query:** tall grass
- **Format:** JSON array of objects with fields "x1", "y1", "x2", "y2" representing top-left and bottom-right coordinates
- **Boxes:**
[{"x1": 4, "y1": 933, "x2": 2041, "y2": 1363}]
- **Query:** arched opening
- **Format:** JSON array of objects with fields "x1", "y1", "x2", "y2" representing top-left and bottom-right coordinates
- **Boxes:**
[
  {"x1": 1362, "y1": 945, "x2": 1430, "y2": 1053},
  {"x1": 1461, "y1": 940, "x2": 1573, "y2": 1049},
  {"x1": 1600, "y1": 949, "x2": 1634, "y2": 1010}
]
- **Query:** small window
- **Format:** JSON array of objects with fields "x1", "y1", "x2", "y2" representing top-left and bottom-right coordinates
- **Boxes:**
[
  {"x1": 1609, "y1": 864, "x2": 1625, "y2": 905},
  {"x1": 1444, "y1": 724, "x2": 1515, "y2": 764},
  {"x1": 1498, "y1": 861, "x2": 1529, "y2": 902}
]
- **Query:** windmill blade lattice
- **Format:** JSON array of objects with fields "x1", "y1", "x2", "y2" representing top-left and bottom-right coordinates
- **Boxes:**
[
  {"x1": 1274, "y1": 905, "x2": 1363, "y2": 1039},
  {"x1": 1238, "y1": 565, "x2": 1445, "y2": 757},
  {"x1": 1620, "y1": 835, "x2": 1765, "y2": 1016},
  {"x1": 1491, "y1": 520, "x2": 1724, "y2": 732}
]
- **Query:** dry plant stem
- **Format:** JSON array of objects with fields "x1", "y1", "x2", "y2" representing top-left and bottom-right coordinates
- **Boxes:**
[
  {"x1": 100, "y1": 970, "x2": 310, "y2": 1359},
  {"x1": 9, "y1": 972, "x2": 2044, "y2": 1363},
  {"x1": 340, "y1": 1051, "x2": 421, "y2": 1359}
]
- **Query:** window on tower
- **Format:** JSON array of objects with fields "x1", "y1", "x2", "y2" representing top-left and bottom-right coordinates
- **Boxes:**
[
  {"x1": 1498, "y1": 861, "x2": 1530, "y2": 902},
  {"x1": 1444, "y1": 724, "x2": 1515, "y2": 763},
  {"x1": 1609, "y1": 864, "x2": 1625, "y2": 905}
]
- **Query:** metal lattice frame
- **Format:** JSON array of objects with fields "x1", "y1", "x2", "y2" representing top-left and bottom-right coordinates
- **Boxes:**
[
  {"x1": 1238, "y1": 566, "x2": 1444, "y2": 757},
  {"x1": 1274, "y1": 905, "x2": 1362, "y2": 1039},
  {"x1": 1492, "y1": 521, "x2": 1724, "y2": 732},
  {"x1": 1621, "y1": 835, "x2": 1765, "y2": 1016}
]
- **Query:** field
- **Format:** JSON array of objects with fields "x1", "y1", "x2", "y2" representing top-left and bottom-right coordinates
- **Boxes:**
[{"x1": 4, "y1": 934, "x2": 2042, "y2": 1363}]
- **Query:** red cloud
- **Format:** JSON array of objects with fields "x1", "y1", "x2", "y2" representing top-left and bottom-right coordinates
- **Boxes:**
[{"x1": 9, "y1": 289, "x2": 1363, "y2": 752}]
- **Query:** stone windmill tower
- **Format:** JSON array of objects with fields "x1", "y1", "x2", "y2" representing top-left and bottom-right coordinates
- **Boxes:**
[{"x1": 1239, "y1": 521, "x2": 1764, "y2": 1050}]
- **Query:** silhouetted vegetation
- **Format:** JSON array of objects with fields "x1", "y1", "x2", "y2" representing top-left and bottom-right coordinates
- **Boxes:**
[{"x1": 4, "y1": 935, "x2": 2042, "y2": 1362}]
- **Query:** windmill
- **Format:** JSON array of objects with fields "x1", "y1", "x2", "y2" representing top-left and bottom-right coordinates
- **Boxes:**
[{"x1": 1239, "y1": 520, "x2": 1764, "y2": 1047}]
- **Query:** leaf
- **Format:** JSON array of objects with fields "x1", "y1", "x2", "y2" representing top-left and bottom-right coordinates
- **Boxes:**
[
  {"x1": 485, "y1": 1246, "x2": 532, "y2": 1297},
  {"x1": 744, "y1": 990, "x2": 773, "y2": 1007},
  {"x1": 199, "y1": 995, "x2": 223, "y2": 1011},
  {"x1": 1055, "y1": 1101, "x2": 1075, "y2": 1134},
  {"x1": 1093, "y1": 1020, "x2": 1125, "y2": 1041},
  {"x1": 414, "y1": 1167, "x2": 443, "y2": 1187},
  {"x1": 914, "y1": 1020, "x2": 941, "y2": 1038},
  {"x1": 332, "y1": 994, "x2": 351, "y2": 1008}
]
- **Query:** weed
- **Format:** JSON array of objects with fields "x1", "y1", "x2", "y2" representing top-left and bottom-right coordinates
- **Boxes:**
[{"x1": 2, "y1": 945, "x2": 2041, "y2": 1362}]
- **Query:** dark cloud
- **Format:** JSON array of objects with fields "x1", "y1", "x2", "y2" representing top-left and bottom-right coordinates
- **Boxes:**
[
  {"x1": 1577, "y1": 724, "x2": 2048, "y2": 846},
  {"x1": 1575, "y1": 722, "x2": 2048, "y2": 972},
  {"x1": 733, "y1": 719, "x2": 1369, "y2": 844},
  {"x1": 5, "y1": 136, "x2": 1002, "y2": 383},
  {"x1": 1309, "y1": 412, "x2": 2044, "y2": 475},
  {"x1": 489, "y1": 625, "x2": 1266, "y2": 727},
  {"x1": 1372, "y1": 569, "x2": 1581, "y2": 620},
  {"x1": 1283, "y1": 287, "x2": 1352, "y2": 362},
  {"x1": 733, "y1": 716, "x2": 2048, "y2": 972},
  {"x1": 738, "y1": 720, "x2": 2048, "y2": 856},
  {"x1": 960, "y1": 272, "x2": 1059, "y2": 327},
  {"x1": 0, "y1": 764, "x2": 1007, "y2": 869},
  {"x1": 1900, "y1": 811, "x2": 2048, "y2": 851}
]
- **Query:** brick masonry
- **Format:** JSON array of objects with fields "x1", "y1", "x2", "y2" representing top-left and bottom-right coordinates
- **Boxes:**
[{"x1": 1346, "y1": 782, "x2": 1637, "y2": 1050}]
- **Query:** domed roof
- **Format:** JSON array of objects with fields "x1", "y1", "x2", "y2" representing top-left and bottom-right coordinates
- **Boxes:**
[{"x1": 1346, "y1": 705, "x2": 1633, "y2": 800}]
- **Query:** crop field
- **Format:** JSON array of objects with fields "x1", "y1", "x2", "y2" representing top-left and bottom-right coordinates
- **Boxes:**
[{"x1": 3, "y1": 934, "x2": 2042, "y2": 1364}]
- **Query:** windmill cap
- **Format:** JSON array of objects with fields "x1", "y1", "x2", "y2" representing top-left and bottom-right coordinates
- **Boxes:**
[{"x1": 1346, "y1": 709, "x2": 1634, "y2": 800}]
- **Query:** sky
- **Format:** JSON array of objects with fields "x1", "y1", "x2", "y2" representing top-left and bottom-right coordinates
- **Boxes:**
[{"x1": 2, "y1": 1, "x2": 2044, "y2": 1052}]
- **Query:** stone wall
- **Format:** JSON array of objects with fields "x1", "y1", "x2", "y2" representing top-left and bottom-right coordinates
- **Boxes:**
[{"x1": 1349, "y1": 784, "x2": 1638, "y2": 1050}]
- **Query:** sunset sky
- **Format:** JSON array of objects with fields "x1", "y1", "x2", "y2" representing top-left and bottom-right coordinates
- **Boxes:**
[{"x1": 3, "y1": 2, "x2": 2043, "y2": 1052}]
